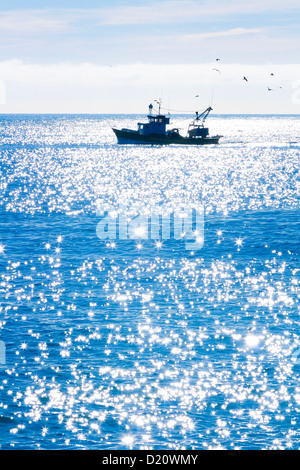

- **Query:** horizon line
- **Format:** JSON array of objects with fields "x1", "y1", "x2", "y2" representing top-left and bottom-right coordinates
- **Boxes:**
[{"x1": 0, "y1": 112, "x2": 299, "y2": 116}]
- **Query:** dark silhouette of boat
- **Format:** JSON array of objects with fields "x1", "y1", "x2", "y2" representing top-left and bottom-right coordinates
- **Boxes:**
[{"x1": 112, "y1": 102, "x2": 222, "y2": 145}]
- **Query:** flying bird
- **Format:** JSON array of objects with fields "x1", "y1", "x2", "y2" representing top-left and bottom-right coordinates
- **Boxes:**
[
  {"x1": 243, "y1": 76, "x2": 248, "y2": 82},
  {"x1": 213, "y1": 68, "x2": 220, "y2": 73},
  {"x1": 216, "y1": 58, "x2": 220, "y2": 61},
  {"x1": 270, "y1": 73, "x2": 274, "y2": 76},
  {"x1": 268, "y1": 86, "x2": 282, "y2": 91}
]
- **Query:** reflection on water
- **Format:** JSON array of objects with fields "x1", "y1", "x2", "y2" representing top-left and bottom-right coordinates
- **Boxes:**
[{"x1": 0, "y1": 114, "x2": 299, "y2": 449}]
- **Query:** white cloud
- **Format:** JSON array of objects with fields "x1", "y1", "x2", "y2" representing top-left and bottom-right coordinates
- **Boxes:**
[
  {"x1": 180, "y1": 28, "x2": 262, "y2": 41},
  {"x1": 0, "y1": 0, "x2": 299, "y2": 33},
  {"x1": 0, "y1": 60, "x2": 299, "y2": 114},
  {"x1": 100, "y1": 0, "x2": 300, "y2": 25},
  {"x1": 0, "y1": 4, "x2": 299, "y2": 65},
  {"x1": 0, "y1": 10, "x2": 70, "y2": 33}
]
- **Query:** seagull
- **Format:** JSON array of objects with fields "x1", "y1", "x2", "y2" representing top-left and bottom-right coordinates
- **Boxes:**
[
  {"x1": 243, "y1": 76, "x2": 248, "y2": 82},
  {"x1": 268, "y1": 86, "x2": 282, "y2": 91}
]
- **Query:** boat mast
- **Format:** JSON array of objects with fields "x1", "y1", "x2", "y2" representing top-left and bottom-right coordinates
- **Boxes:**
[{"x1": 154, "y1": 99, "x2": 162, "y2": 115}]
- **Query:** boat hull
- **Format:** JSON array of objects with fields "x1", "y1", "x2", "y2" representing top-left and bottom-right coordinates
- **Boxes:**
[{"x1": 112, "y1": 128, "x2": 221, "y2": 145}]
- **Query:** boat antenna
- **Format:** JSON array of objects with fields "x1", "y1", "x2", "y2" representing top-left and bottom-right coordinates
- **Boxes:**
[{"x1": 154, "y1": 99, "x2": 162, "y2": 114}]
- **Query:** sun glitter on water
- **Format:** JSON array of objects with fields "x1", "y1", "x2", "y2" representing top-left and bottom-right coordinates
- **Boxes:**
[{"x1": 245, "y1": 334, "x2": 260, "y2": 348}]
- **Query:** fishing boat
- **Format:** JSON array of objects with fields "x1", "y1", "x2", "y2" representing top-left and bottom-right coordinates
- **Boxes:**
[{"x1": 112, "y1": 101, "x2": 222, "y2": 145}]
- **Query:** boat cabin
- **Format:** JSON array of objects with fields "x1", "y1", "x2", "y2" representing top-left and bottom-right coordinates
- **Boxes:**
[
  {"x1": 137, "y1": 103, "x2": 170, "y2": 136},
  {"x1": 188, "y1": 125, "x2": 209, "y2": 138},
  {"x1": 138, "y1": 114, "x2": 170, "y2": 136}
]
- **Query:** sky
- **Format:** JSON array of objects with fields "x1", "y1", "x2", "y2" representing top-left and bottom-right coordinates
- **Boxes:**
[{"x1": 0, "y1": 0, "x2": 299, "y2": 113}]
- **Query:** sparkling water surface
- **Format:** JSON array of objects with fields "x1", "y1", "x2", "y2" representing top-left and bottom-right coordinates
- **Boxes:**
[{"x1": 0, "y1": 114, "x2": 299, "y2": 449}]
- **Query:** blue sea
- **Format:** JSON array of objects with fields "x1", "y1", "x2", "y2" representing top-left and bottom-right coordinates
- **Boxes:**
[{"x1": 0, "y1": 113, "x2": 299, "y2": 450}]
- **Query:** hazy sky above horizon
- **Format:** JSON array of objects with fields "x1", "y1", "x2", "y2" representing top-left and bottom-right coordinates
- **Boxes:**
[{"x1": 0, "y1": 0, "x2": 299, "y2": 113}]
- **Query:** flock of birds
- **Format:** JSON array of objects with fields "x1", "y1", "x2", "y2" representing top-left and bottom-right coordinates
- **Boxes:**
[
  {"x1": 195, "y1": 58, "x2": 283, "y2": 96},
  {"x1": 241, "y1": 72, "x2": 282, "y2": 91}
]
